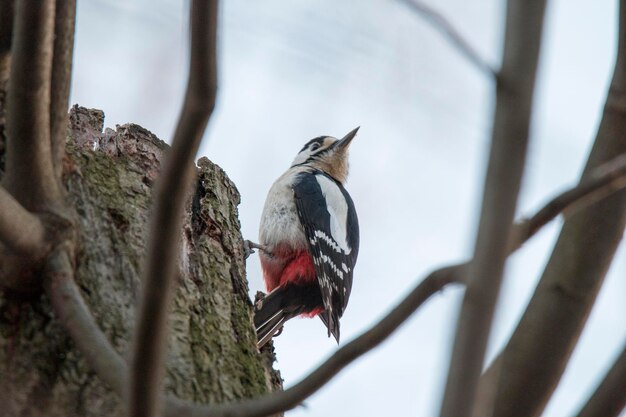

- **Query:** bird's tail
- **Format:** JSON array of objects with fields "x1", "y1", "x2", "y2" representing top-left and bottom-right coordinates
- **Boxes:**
[
  {"x1": 254, "y1": 309, "x2": 288, "y2": 348},
  {"x1": 254, "y1": 284, "x2": 320, "y2": 348},
  {"x1": 254, "y1": 288, "x2": 295, "y2": 348},
  {"x1": 318, "y1": 309, "x2": 341, "y2": 343}
]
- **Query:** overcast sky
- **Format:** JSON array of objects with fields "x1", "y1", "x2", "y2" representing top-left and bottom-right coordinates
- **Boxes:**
[{"x1": 71, "y1": 1, "x2": 625, "y2": 416}]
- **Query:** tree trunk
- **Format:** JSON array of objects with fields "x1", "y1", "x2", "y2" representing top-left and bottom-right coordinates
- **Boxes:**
[{"x1": 0, "y1": 105, "x2": 281, "y2": 416}]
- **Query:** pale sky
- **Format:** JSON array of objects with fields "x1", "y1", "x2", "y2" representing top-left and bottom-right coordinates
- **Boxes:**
[{"x1": 71, "y1": 1, "x2": 626, "y2": 416}]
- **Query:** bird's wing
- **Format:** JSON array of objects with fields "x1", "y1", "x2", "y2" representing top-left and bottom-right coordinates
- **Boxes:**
[{"x1": 293, "y1": 171, "x2": 359, "y2": 341}]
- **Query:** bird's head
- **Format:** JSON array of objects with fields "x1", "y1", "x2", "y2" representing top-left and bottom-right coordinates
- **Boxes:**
[{"x1": 290, "y1": 127, "x2": 359, "y2": 184}]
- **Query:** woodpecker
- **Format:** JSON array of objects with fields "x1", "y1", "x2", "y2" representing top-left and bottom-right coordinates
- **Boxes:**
[{"x1": 249, "y1": 128, "x2": 360, "y2": 348}]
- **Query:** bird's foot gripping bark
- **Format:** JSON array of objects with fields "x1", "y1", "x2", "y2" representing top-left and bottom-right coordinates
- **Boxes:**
[
  {"x1": 243, "y1": 239, "x2": 272, "y2": 259},
  {"x1": 254, "y1": 291, "x2": 267, "y2": 310}
]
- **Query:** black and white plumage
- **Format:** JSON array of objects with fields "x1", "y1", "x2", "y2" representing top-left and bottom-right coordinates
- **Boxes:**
[
  {"x1": 252, "y1": 128, "x2": 360, "y2": 347},
  {"x1": 293, "y1": 170, "x2": 359, "y2": 340}
]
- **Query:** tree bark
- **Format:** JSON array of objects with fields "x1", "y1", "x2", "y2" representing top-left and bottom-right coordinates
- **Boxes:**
[{"x1": 0, "y1": 105, "x2": 281, "y2": 417}]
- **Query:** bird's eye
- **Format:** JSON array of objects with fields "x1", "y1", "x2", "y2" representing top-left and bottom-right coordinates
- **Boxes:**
[{"x1": 310, "y1": 143, "x2": 320, "y2": 151}]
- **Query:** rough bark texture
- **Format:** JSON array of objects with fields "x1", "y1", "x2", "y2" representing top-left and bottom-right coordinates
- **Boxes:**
[{"x1": 0, "y1": 105, "x2": 281, "y2": 416}]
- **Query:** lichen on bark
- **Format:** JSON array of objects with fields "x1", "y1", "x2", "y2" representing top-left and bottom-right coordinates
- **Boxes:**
[{"x1": 0, "y1": 105, "x2": 281, "y2": 416}]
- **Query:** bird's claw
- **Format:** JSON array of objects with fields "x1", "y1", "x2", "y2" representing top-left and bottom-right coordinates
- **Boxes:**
[
  {"x1": 244, "y1": 240, "x2": 273, "y2": 259},
  {"x1": 254, "y1": 291, "x2": 266, "y2": 311},
  {"x1": 243, "y1": 239, "x2": 256, "y2": 259}
]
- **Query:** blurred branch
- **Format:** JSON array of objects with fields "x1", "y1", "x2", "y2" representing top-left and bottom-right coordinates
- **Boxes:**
[
  {"x1": 43, "y1": 236, "x2": 459, "y2": 417},
  {"x1": 45, "y1": 152, "x2": 626, "y2": 416},
  {"x1": 191, "y1": 154, "x2": 626, "y2": 415},
  {"x1": 471, "y1": 152, "x2": 626, "y2": 416},
  {"x1": 50, "y1": 0, "x2": 77, "y2": 178},
  {"x1": 510, "y1": 152, "x2": 626, "y2": 252},
  {"x1": 575, "y1": 342, "x2": 626, "y2": 417},
  {"x1": 3, "y1": 0, "x2": 60, "y2": 209},
  {"x1": 44, "y1": 245, "x2": 127, "y2": 396},
  {"x1": 0, "y1": 0, "x2": 13, "y2": 86},
  {"x1": 0, "y1": 185, "x2": 47, "y2": 255},
  {"x1": 439, "y1": 1, "x2": 547, "y2": 416},
  {"x1": 398, "y1": 0, "x2": 496, "y2": 77},
  {"x1": 130, "y1": 1, "x2": 218, "y2": 416},
  {"x1": 473, "y1": 1, "x2": 626, "y2": 415},
  {"x1": 169, "y1": 265, "x2": 463, "y2": 417}
]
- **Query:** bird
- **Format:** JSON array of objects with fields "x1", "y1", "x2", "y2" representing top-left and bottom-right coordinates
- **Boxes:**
[{"x1": 248, "y1": 127, "x2": 360, "y2": 348}]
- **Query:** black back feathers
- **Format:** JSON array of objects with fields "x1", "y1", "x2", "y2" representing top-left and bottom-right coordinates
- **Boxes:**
[{"x1": 293, "y1": 171, "x2": 359, "y2": 342}]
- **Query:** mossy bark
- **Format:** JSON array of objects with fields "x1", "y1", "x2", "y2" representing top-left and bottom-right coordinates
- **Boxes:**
[{"x1": 0, "y1": 105, "x2": 281, "y2": 416}]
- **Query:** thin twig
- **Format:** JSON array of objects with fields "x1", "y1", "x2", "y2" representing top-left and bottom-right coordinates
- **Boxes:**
[
  {"x1": 439, "y1": 1, "x2": 548, "y2": 416},
  {"x1": 3, "y1": 0, "x2": 60, "y2": 210},
  {"x1": 398, "y1": 0, "x2": 496, "y2": 77},
  {"x1": 576, "y1": 341, "x2": 626, "y2": 417},
  {"x1": 129, "y1": 1, "x2": 218, "y2": 417},
  {"x1": 44, "y1": 152, "x2": 626, "y2": 417},
  {"x1": 510, "y1": 153, "x2": 626, "y2": 252},
  {"x1": 50, "y1": 0, "x2": 77, "y2": 178},
  {"x1": 0, "y1": 185, "x2": 47, "y2": 255}
]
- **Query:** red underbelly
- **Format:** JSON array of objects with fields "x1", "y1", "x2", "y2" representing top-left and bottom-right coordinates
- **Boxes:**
[
  {"x1": 260, "y1": 248, "x2": 316, "y2": 292},
  {"x1": 279, "y1": 250, "x2": 316, "y2": 287}
]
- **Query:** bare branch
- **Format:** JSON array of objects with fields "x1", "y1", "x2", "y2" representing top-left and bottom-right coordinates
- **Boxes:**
[
  {"x1": 43, "y1": 152, "x2": 626, "y2": 417},
  {"x1": 398, "y1": 0, "x2": 496, "y2": 77},
  {"x1": 181, "y1": 148, "x2": 626, "y2": 417},
  {"x1": 469, "y1": 153, "x2": 626, "y2": 415},
  {"x1": 3, "y1": 0, "x2": 60, "y2": 210},
  {"x1": 0, "y1": 185, "x2": 47, "y2": 255},
  {"x1": 439, "y1": 1, "x2": 547, "y2": 416},
  {"x1": 474, "y1": 1, "x2": 626, "y2": 415},
  {"x1": 170, "y1": 266, "x2": 463, "y2": 417},
  {"x1": 468, "y1": 158, "x2": 626, "y2": 410},
  {"x1": 44, "y1": 236, "x2": 458, "y2": 417},
  {"x1": 50, "y1": 0, "x2": 77, "y2": 178},
  {"x1": 510, "y1": 153, "x2": 626, "y2": 252},
  {"x1": 576, "y1": 341, "x2": 626, "y2": 417},
  {"x1": 130, "y1": 1, "x2": 218, "y2": 416},
  {"x1": 43, "y1": 246, "x2": 127, "y2": 396}
]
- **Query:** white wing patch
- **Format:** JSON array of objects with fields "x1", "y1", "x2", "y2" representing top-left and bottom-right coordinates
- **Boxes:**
[{"x1": 315, "y1": 175, "x2": 351, "y2": 254}]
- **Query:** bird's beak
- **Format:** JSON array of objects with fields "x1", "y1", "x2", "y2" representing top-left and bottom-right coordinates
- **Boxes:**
[{"x1": 335, "y1": 126, "x2": 360, "y2": 150}]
